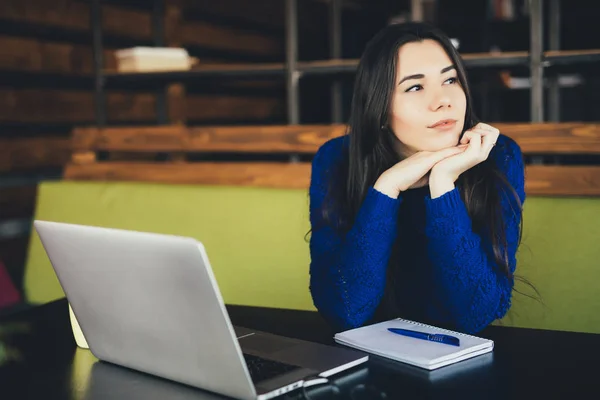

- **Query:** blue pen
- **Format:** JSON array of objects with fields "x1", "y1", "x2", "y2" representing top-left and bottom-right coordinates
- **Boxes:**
[{"x1": 388, "y1": 328, "x2": 460, "y2": 347}]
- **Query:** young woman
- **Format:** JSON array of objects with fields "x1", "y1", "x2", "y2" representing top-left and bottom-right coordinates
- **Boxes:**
[{"x1": 308, "y1": 22, "x2": 525, "y2": 334}]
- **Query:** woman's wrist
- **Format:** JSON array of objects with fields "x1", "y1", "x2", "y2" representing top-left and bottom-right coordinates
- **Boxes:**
[
  {"x1": 429, "y1": 171, "x2": 456, "y2": 199},
  {"x1": 374, "y1": 173, "x2": 401, "y2": 199}
]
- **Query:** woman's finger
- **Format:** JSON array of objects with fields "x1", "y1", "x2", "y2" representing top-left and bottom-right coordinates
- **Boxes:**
[
  {"x1": 471, "y1": 127, "x2": 499, "y2": 141},
  {"x1": 467, "y1": 127, "x2": 498, "y2": 160},
  {"x1": 428, "y1": 146, "x2": 466, "y2": 165},
  {"x1": 480, "y1": 130, "x2": 499, "y2": 159},
  {"x1": 460, "y1": 129, "x2": 488, "y2": 144},
  {"x1": 464, "y1": 132, "x2": 482, "y2": 156},
  {"x1": 460, "y1": 130, "x2": 476, "y2": 144},
  {"x1": 463, "y1": 128, "x2": 496, "y2": 143},
  {"x1": 475, "y1": 123, "x2": 499, "y2": 133}
]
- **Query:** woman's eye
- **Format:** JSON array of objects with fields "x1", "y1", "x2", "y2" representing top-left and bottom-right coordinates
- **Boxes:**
[
  {"x1": 405, "y1": 84, "x2": 422, "y2": 92},
  {"x1": 445, "y1": 77, "x2": 458, "y2": 85}
]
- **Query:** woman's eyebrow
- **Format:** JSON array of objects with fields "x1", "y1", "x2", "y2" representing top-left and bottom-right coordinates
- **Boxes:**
[
  {"x1": 398, "y1": 73, "x2": 424, "y2": 84},
  {"x1": 398, "y1": 65, "x2": 456, "y2": 84}
]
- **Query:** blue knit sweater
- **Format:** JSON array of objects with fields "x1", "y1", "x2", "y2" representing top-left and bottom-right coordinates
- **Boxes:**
[{"x1": 308, "y1": 134, "x2": 525, "y2": 334}]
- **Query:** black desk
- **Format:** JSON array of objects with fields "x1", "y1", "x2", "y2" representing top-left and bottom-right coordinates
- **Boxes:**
[{"x1": 1, "y1": 298, "x2": 599, "y2": 400}]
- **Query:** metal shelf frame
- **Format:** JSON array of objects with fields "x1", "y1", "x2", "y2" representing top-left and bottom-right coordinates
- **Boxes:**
[{"x1": 90, "y1": 0, "x2": 600, "y2": 126}]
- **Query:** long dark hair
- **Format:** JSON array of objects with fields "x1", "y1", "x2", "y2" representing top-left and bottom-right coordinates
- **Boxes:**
[{"x1": 320, "y1": 22, "x2": 533, "y2": 318}]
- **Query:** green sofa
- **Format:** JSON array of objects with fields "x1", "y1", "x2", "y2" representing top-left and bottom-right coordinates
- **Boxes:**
[{"x1": 23, "y1": 181, "x2": 600, "y2": 334}]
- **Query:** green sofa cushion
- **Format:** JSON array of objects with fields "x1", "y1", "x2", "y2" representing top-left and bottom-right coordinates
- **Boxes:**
[
  {"x1": 23, "y1": 181, "x2": 600, "y2": 333},
  {"x1": 501, "y1": 196, "x2": 600, "y2": 333},
  {"x1": 24, "y1": 181, "x2": 314, "y2": 311}
]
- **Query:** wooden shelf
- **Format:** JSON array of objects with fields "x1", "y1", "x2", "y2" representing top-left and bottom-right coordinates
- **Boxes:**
[
  {"x1": 101, "y1": 49, "x2": 600, "y2": 85},
  {"x1": 544, "y1": 49, "x2": 600, "y2": 65},
  {"x1": 5, "y1": 51, "x2": 597, "y2": 89},
  {"x1": 104, "y1": 63, "x2": 287, "y2": 82}
]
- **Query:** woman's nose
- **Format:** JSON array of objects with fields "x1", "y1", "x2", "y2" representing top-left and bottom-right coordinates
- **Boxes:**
[{"x1": 430, "y1": 90, "x2": 451, "y2": 111}]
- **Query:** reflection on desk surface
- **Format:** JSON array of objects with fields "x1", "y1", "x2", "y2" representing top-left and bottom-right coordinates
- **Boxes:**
[
  {"x1": 369, "y1": 352, "x2": 495, "y2": 383},
  {"x1": 84, "y1": 361, "x2": 231, "y2": 400},
  {"x1": 83, "y1": 358, "x2": 384, "y2": 400}
]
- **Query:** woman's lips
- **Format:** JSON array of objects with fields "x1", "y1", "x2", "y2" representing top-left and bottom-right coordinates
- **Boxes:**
[{"x1": 428, "y1": 119, "x2": 457, "y2": 130}]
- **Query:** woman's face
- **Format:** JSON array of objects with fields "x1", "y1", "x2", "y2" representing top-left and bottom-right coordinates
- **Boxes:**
[{"x1": 389, "y1": 39, "x2": 467, "y2": 155}]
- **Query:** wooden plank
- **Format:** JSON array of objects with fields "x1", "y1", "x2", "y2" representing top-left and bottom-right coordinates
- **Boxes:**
[
  {"x1": 497, "y1": 123, "x2": 600, "y2": 154},
  {"x1": 180, "y1": 21, "x2": 281, "y2": 56},
  {"x1": 182, "y1": 0, "x2": 329, "y2": 38},
  {"x1": 64, "y1": 162, "x2": 600, "y2": 197},
  {"x1": 0, "y1": 186, "x2": 37, "y2": 219},
  {"x1": 71, "y1": 123, "x2": 600, "y2": 154},
  {"x1": 0, "y1": 89, "x2": 155, "y2": 123},
  {"x1": 0, "y1": 137, "x2": 72, "y2": 171},
  {"x1": 0, "y1": 35, "x2": 115, "y2": 73},
  {"x1": 64, "y1": 162, "x2": 312, "y2": 189},
  {"x1": 297, "y1": 52, "x2": 529, "y2": 70},
  {"x1": 105, "y1": 54, "x2": 524, "y2": 76},
  {"x1": 71, "y1": 124, "x2": 346, "y2": 153},
  {"x1": 165, "y1": 0, "x2": 186, "y2": 125},
  {"x1": 186, "y1": 96, "x2": 282, "y2": 122},
  {"x1": 0, "y1": 89, "x2": 281, "y2": 124},
  {"x1": 182, "y1": 0, "x2": 286, "y2": 30},
  {"x1": 293, "y1": 50, "x2": 599, "y2": 71},
  {"x1": 0, "y1": 0, "x2": 282, "y2": 57},
  {"x1": 71, "y1": 126, "x2": 183, "y2": 152},
  {"x1": 186, "y1": 125, "x2": 345, "y2": 152},
  {"x1": 461, "y1": 51, "x2": 529, "y2": 60},
  {"x1": 525, "y1": 166, "x2": 600, "y2": 196},
  {"x1": 545, "y1": 49, "x2": 600, "y2": 58},
  {"x1": 107, "y1": 62, "x2": 287, "y2": 75},
  {"x1": 0, "y1": 0, "x2": 150, "y2": 39},
  {"x1": 167, "y1": 84, "x2": 187, "y2": 124}
]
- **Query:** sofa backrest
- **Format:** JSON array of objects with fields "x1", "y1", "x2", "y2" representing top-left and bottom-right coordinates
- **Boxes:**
[
  {"x1": 24, "y1": 181, "x2": 313, "y2": 310},
  {"x1": 508, "y1": 196, "x2": 600, "y2": 333}
]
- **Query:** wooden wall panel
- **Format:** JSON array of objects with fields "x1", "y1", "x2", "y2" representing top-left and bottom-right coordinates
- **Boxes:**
[
  {"x1": 0, "y1": 89, "x2": 282, "y2": 123},
  {"x1": 182, "y1": 0, "x2": 328, "y2": 36},
  {"x1": 64, "y1": 162, "x2": 313, "y2": 189},
  {"x1": 64, "y1": 123, "x2": 600, "y2": 197},
  {"x1": 0, "y1": 0, "x2": 284, "y2": 58},
  {"x1": 0, "y1": 0, "x2": 289, "y2": 125},
  {"x1": 179, "y1": 22, "x2": 281, "y2": 56},
  {"x1": 0, "y1": 35, "x2": 116, "y2": 73},
  {"x1": 0, "y1": 137, "x2": 72, "y2": 171},
  {"x1": 182, "y1": 0, "x2": 286, "y2": 29},
  {"x1": 185, "y1": 96, "x2": 282, "y2": 121},
  {"x1": 0, "y1": 89, "x2": 156, "y2": 122},
  {"x1": 0, "y1": 0, "x2": 150, "y2": 40},
  {"x1": 71, "y1": 124, "x2": 346, "y2": 153},
  {"x1": 68, "y1": 123, "x2": 600, "y2": 155},
  {"x1": 0, "y1": 0, "x2": 313, "y2": 302},
  {"x1": 525, "y1": 166, "x2": 600, "y2": 196},
  {"x1": 496, "y1": 123, "x2": 600, "y2": 154},
  {"x1": 63, "y1": 161, "x2": 600, "y2": 198}
]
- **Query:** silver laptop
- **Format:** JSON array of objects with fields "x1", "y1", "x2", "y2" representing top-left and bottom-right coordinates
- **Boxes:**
[{"x1": 34, "y1": 220, "x2": 368, "y2": 400}]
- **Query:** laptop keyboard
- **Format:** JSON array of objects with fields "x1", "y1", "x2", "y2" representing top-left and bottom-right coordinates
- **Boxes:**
[{"x1": 243, "y1": 353, "x2": 302, "y2": 384}]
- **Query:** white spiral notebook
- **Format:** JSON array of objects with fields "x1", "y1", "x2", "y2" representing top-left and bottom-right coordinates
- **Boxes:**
[{"x1": 334, "y1": 318, "x2": 494, "y2": 370}]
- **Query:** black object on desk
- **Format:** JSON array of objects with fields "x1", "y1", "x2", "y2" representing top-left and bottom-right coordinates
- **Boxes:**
[{"x1": 1, "y1": 298, "x2": 600, "y2": 400}]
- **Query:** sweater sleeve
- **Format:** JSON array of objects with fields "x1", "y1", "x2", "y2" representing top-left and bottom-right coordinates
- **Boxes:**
[
  {"x1": 424, "y1": 135, "x2": 526, "y2": 334},
  {"x1": 308, "y1": 139, "x2": 401, "y2": 331}
]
